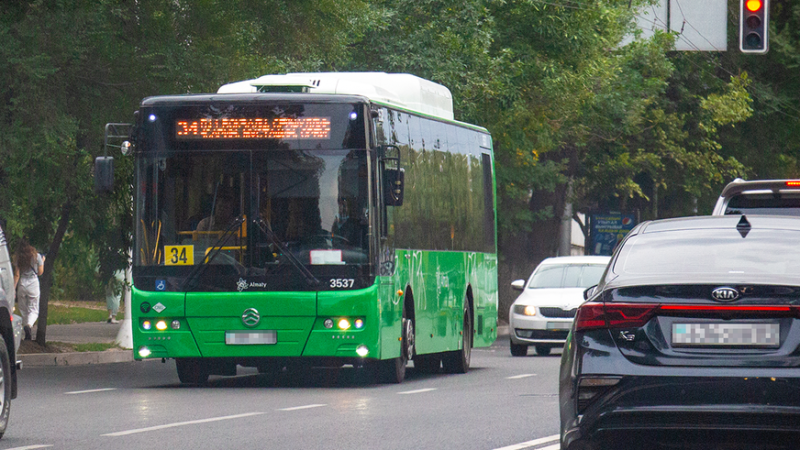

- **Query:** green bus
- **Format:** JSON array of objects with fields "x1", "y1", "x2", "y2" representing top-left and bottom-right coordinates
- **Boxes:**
[{"x1": 102, "y1": 72, "x2": 497, "y2": 384}]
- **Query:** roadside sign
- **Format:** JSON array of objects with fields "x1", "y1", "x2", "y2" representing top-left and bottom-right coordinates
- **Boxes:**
[{"x1": 589, "y1": 212, "x2": 637, "y2": 256}]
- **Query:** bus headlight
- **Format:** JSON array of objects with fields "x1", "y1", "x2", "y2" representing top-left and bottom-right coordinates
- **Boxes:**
[
  {"x1": 138, "y1": 347, "x2": 151, "y2": 358},
  {"x1": 156, "y1": 320, "x2": 168, "y2": 331},
  {"x1": 142, "y1": 321, "x2": 152, "y2": 330},
  {"x1": 171, "y1": 320, "x2": 181, "y2": 330},
  {"x1": 356, "y1": 345, "x2": 369, "y2": 357},
  {"x1": 354, "y1": 319, "x2": 364, "y2": 329},
  {"x1": 338, "y1": 319, "x2": 351, "y2": 330},
  {"x1": 324, "y1": 319, "x2": 334, "y2": 329}
]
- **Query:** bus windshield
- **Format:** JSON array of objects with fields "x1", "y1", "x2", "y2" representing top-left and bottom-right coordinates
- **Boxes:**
[{"x1": 133, "y1": 100, "x2": 372, "y2": 292}]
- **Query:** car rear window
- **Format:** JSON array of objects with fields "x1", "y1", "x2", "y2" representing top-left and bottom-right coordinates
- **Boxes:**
[
  {"x1": 528, "y1": 264, "x2": 607, "y2": 289},
  {"x1": 616, "y1": 228, "x2": 800, "y2": 277},
  {"x1": 725, "y1": 194, "x2": 800, "y2": 216}
]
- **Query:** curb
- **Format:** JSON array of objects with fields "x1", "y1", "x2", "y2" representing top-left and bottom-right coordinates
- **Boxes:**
[{"x1": 19, "y1": 350, "x2": 134, "y2": 367}]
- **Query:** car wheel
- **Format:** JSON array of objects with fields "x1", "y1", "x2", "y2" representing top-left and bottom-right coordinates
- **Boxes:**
[
  {"x1": 443, "y1": 304, "x2": 472, "y2": 374},
  {"x1": 0, "y1": 339, "x2": 11, "y2": 439},
  {"x1": 175, "y1": 358, "x2": 210, "y2": 384},
  {"x1": 510, "y1": 341, "x2": 528, "y2": 356},
  {"x1": 535, "y1": 345, "x2": 551, "y2": 356}
]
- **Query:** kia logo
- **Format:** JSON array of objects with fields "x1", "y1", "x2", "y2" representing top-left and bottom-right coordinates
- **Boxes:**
[{"x1": 711, "y1": 287, "x2": 740, "y2": 302}]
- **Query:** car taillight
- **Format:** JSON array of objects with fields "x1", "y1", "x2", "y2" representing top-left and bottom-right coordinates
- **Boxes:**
[
  {"x1": 575, "y1": 303, "x2": 658, "y2": 331},
  {"x1": 575, "y1": 303, "x2": 799, "y2": 332},
  {"x1": 574, "y1": 303, "x2": 606, "y2": 331}
]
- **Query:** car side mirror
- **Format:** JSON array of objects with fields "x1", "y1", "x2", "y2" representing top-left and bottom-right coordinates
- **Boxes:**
[
  {"x1": 583, "y1": 285, "x2": 597, "y2": 300},
  {"x1": 511, "y1": 279, "x2": 525, "y2": 291}
]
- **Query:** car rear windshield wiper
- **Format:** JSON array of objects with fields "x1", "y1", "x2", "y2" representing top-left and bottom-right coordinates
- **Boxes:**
[
  {"x1": 180, "y1": 215, "x2": 245, "y2": 291},
  {"x1": 255, "y1": 217, "x2": 320, "y2": 287}
]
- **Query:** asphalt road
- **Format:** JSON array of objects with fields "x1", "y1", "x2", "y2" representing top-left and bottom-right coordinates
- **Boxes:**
[{"x1": 2, "y1": 338, "x2": 562, "y2": 450}]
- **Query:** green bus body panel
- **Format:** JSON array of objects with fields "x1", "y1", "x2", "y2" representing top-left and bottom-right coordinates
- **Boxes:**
[
  {"x1": 131, "y1": 250, "x2": 497, "y2": 361},
  {"x1": 188, "y1": 317, "x2": 315, "y2": 357},
  {"x1": 306, "y1": 285, "x2": 382, "y2": 358},
  {"x1": 382, "y1": 249, "x2": 498, "y2": 357},
  {"x1": 184, "y1": 291, "x2": 316, "y2": 317}
]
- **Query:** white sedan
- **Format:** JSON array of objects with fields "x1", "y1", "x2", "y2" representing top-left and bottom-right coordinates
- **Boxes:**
[{"x1": 508, "y1": 255, "x2": 611, "y2": 356}]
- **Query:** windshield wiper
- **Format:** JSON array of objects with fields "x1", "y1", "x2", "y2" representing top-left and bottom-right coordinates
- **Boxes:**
[
  {"x1": 255, "y1": 217, "x2": 321, "y2": 287},
  {"x1": 180, "y1": 216, "x2": 245, "y2": 291}
]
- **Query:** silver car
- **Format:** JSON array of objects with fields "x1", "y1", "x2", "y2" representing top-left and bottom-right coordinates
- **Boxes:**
[
  {"x1": 508, "y1": 256, "x2": 610, "y2": 356},
  {"x1": 0, "y1": 224, "x2": 22, "y2": 439},
  {"x1": 712, "y1": 178, "x2": 800, "y2": 216}
]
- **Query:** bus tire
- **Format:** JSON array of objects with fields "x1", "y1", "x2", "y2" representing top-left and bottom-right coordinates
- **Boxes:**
[
  {"x1": 0, "y1": 339, "x2": 11, "y2": 439},
  {"x1": 379, "y1": 305, "x2": 413, "y2": 383},
  {"x1": 175, "y1": 358, "x2": 210, "y2": 384},
  {"x1": 442, "y1": 304, "x2": 472, "y2": 374}
]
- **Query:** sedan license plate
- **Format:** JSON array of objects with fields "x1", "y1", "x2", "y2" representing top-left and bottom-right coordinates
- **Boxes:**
[
  {"x1": 225, "y1": 331, "x2": 277, "y2": 345},
  {"x1": 546, "y1": 322, "x2": 572, "y2": 330},
  {"x1": 672, "y1": 323, "x2": 779, "y2": 347}
]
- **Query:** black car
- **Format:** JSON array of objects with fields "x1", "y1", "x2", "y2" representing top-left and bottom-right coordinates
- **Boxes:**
[{"x1": 560, "y1": 215, "x2": 800, "y2": 450}]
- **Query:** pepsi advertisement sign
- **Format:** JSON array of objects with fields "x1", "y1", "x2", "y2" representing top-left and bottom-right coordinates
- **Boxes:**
[{"x1": 589, "y1": 212, "x2": 636, "y2": 256}]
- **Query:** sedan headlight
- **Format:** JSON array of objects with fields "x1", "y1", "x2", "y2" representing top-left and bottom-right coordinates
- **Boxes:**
[{"x1": 513, "y1": 305, "x2": 536, "y2": 316}]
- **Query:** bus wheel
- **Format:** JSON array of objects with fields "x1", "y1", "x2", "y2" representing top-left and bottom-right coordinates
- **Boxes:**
[
  {"x1": 175, "y1": 358, "x2": 210, "y2": 385},
  {"x1": 379, "y1": 307, "x2": 413, "y2": 383},
  {"x1": 443, "y1": 304, "x2": 472, "y2": 374}
]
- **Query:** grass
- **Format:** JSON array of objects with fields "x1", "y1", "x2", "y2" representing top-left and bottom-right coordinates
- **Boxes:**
[
  {"x1": 72, "y1": 342, "x2": 119, "y2": 352},
  {"x1": 45, "y1": 304, "x2": 108, "y2": 325}
]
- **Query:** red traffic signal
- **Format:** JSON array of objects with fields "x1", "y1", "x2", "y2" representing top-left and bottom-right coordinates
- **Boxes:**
[
  {"x1": 740, "y1": 0, "x2": 768, "y2": 53},
  {"x1": 745, "y1": 0, "x2": 762, "y2": 12}
]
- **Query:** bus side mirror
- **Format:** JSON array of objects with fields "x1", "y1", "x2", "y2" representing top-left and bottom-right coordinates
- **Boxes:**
[
  {"x1": 384, "y1": 167, "x2": 404, "y2": 206},
  {"x1": 95, "y1": 156, "x2": 114, "y2": 194}
]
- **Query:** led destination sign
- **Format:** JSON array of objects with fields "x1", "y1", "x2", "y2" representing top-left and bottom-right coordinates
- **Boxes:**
[{"x1": 176, "y1": 117, "x2": 331, "y2": 140}]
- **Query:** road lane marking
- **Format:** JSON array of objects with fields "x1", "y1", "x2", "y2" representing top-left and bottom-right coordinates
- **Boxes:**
[
  {"x1": 506, "y1": 374, "x2": 537, "y2": 380},
  {"x1": 397, "y1": 388, "x2": 437, "y2": 395},
  {"x1": 537, "y1": 445, "x2": 560, "y2": 450},
  {"x1": 278, "y1": 404, "x2": 327, "y2": 411},
  {"x1": 101, "y1": 412, "x2": 265, "y2": 437},
  {"x1": 5, "y1": 446, "x2": 54, "y2": 450},
  {"x1": 65, "y1": 388, "x2": 117, "y2": 395},
  {"x1": 491, "y1": 434, "x2": 559, "y2": 450}
]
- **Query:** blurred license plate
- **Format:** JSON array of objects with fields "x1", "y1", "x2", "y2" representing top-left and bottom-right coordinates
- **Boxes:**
[
  {"x1": 546, "y1": 322, "x2": 572, "y2": 330},
  {"x1": 225, "y1": 331, "x2": 277, "y2": 345},
  {"x1": 672, "y1": 323, "x2": 779, "y2": 347}
]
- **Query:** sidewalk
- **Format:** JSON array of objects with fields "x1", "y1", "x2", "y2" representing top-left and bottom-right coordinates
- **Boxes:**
[{"x1": 19, "y1": 321, "x2": 133, "y2": 367}]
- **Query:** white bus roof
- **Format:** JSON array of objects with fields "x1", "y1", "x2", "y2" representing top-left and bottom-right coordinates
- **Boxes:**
[{"x1": 218, "y1": 72, "x2": 454, "y2": 121}]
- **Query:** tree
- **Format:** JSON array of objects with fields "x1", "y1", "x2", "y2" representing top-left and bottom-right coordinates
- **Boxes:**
[{"x1": 0, "y1": 0, "x2": 373, "y2": 344}]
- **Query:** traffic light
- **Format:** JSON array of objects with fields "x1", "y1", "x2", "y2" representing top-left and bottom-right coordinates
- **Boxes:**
[{"x1": 740, "y1": 0, "x2": 769, "y2": 54}]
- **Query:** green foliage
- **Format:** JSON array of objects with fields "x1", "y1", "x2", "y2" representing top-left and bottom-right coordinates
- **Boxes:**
[{"x1": 2, "y1": 0, "x2": 799, "y2": 314}]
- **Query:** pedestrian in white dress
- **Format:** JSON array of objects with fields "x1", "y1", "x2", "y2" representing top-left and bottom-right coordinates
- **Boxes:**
[{"x1": 13, "y1": 239, "x2": 44, "y2": 341}]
